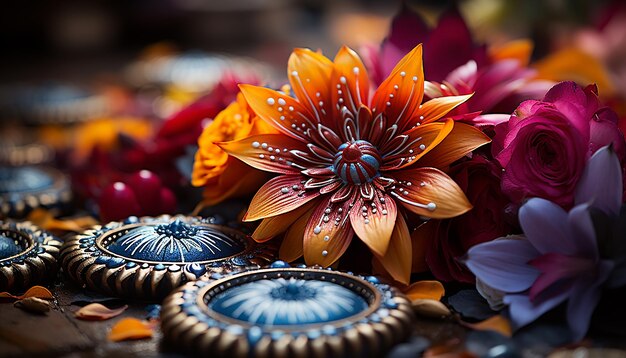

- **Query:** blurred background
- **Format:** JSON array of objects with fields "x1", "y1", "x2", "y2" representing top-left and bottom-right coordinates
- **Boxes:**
[{"x1": 1, "y1": 0, "x2": 624, "y2": 220}]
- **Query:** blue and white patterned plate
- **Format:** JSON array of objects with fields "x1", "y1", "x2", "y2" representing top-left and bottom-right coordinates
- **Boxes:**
[
  {"x1": 60, "y1": 215, "x2": 275, "y2": 299},
  {"x1": 0, "y1": 220, "x2": 62, "y2": 291},
  {"x1": 161, "y1": 262, "x2": 415, "y2": 357}
]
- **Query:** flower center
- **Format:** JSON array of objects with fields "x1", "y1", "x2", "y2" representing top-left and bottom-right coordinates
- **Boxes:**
[{"x1": 333, "y1": 140, "x2": 381, "y2": 184}]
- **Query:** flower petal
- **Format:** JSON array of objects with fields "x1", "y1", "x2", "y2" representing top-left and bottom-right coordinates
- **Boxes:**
[
  {"x1": 381, "y1": 120, "x2": 452, "y2": 170},
  {"x1": 332, "y1": 46, "x2": 370, "y2": 116},
  {"x1": 218, "y1": 134, "x2": 307, "y2": 174},
  {"x1": 575, "y1": 145, "x2": 622, "y2": 216},
  {"x1": 252, "y1": 201, "x2": 315, "y2": 242},
  {"x1": 279, "y1": 207, "x2": 314, "y2": 262},
  {"x1": 403, "y1": 280, "x2": 445, "y2": 301},
  {"x1": 287, "y1": 49, "x2": 334, "y2": 128},
  {"x1": 566, "y1": 260, "x2": 613, "y2": 341},
  {"x1": 0, "y1": 286, "x2": 53, "y2": 301},
  {"x1": 504, "y1": 291, "x2": 569, "y2": 329},
  {"x1": 303, "y1": 194, "x2": 355, "y2": 267},
  {"x1": 519, "y1": 198, "x2": 583, "y2": 255},
  {"x1": 244, "y1": 175, "x2": 321, "y2": 221},
  {"x1": 375, "y1": 214, "x2": 412, "y2": 284},
  {"x1": 418, "y1": 122, "x2": 491, "y2": 169},
  {"x1": 372, "y1": 45, "x2": 424, "y2": 133},
  {"x1": 350, "y1": 192, "x2": 397, "y2": 257},
  {"x1": 415, "y1": 94, "x2": 473, "y2": 124},
  {"x1": 239, "y1": 84, "x2": 316, "y2": 141},
  {"x1": 567, "y1": 204, "x2": 599, "y2": 259},
  {"x1": 108, "y1": 318, "x2": 153, "y2": 342},
  {"x1": 390, "y1": 167, "x2": 472, "y2": 219},
  {"x1": 465, "y1": 236, "x2": 540, "y2": 293},
  {"x1": 75, "y1": 303, "x2": 128, "y2": 321},
  {"x1": 410, "y1": 220, "x2": 436, "y2": 272}
]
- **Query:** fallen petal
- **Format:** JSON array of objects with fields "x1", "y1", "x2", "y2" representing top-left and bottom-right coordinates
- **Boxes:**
[
  {"x1": 0, "y1": 286, "x2": 54, "y2": 301},
  {"x1": 404, "y1": 280, "x2": 445, "y2": 301},
  {"x1": 411, "y1": 299, "x2": 452, "y2": 318},
  {"x1": 14, "y1": 297, "x2": 50, "y2": 314},
  {"x1": 108, "y1": 318, "x2": 153, "y2": 342},
  {"x1": 462, "y1": 315, "x2": 513, "y2": 337},
  {"x1": 75, "y1": 303, "x2": 129, "y2": 321}
]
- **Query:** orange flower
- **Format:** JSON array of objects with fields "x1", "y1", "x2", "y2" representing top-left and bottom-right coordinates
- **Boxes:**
[
  {"x1": 192, "y1": 93, "x2": 275, "y2": 209},
  {"x1": 220, "y1": 45, "x2": 490, "y2": 284}
]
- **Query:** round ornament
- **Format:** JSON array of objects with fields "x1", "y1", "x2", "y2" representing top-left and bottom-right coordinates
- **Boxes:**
[
  {"x1": 0, "y1": 220, "x2": 62, "y2": 291},
  {"x1": 161, "y1": 262, "x2": 415, "y2": 357},
  {"x1": 0, "y1": 166, "x2": 72, "y2": 218},
  {"x1": 60, "y1": 215, "x2": 275, "y2": 299}
]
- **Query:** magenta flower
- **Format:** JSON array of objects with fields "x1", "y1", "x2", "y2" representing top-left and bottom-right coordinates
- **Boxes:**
[
  {"x1": 466, "y1": 145, "x2": 623, "y2": 340},
  {"x1": 493, "y1": 81, "x2": 626, "y2": 208}
]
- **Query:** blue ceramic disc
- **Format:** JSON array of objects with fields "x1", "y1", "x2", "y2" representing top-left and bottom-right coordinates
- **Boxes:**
[
  {"x1": 160, "y1": 264, "x2": 415, "y2": 358},
  {"x1": 209, "y1": 277, "x2": 368, "y2": 325},
  {"x1": 0, "y1": 220, "x2": 62, "y2": 291},
  {"x1": 0, "y1": 166, "x2": 71, "y2": 218},
  {"x1": 60, "y1": 215, "x2": 275, "y2": 299}
]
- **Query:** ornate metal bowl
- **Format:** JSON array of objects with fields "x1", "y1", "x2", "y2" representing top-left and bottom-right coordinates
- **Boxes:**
[
  {"x1": 0, "y1": 166, "x2": 72, "y2": 218},
  {"x1": 60, "y1": 215, "x2": 275, "y2": 300},
  {"x1": 0, "y1": 220, "x2": 62, "y2": 291},
  {"x1": 161, "y1": 262, "x2": 415, "y2": 357}
]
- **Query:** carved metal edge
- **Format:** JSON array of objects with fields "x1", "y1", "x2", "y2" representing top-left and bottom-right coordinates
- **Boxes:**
[
  {"x1": 160, "y1": 265, "x2": 415, "y2": 358},
  {"x1": 0, "y1": 166, "x2": 72, "y2": 218},
  {"x1": 0, "y1": 220, "x2": 62, "y2": 291},
  {"x1": 60, "y1": 215, "x2": 276, "y2": 300}
]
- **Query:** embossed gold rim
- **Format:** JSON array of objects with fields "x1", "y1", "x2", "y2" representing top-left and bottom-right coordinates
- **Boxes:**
[
  {"x1": 95, "y1": 222, "x2": 253, "y2": 265},
  {"x1": 195, "y1": 268, "x2": 382, "y2": 330}
]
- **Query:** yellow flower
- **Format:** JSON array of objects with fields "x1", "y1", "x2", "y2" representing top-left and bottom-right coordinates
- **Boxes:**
[{"x1": 192, "y1": 93, "x2": 276, "y2": 209}]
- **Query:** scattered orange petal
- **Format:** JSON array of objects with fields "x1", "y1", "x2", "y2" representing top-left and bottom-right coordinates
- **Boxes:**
[
  {"x1": 0, "y1": 286, "x2": 54, "y2": 301},
  {"x1": 404, "y1": 280, "x2": 445, "y2": 301},
  {"x1": 27, "y1": 208, "x2": 98, "y2": 232},
  {"x1": 462, "y1": 315, "x2": 512, "y2": 338},
  {"x1": 412, "y1": 299, "x2": 452, "y2": 318},
  {"x1": 108, "y1": 318, "x2": 153, "y2": 342},
  {"x1": 75, "y1": 303, "x2": 128, "y2": 321}
]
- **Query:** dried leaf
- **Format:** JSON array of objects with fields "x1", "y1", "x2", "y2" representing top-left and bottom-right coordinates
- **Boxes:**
[
  {"x1": 0, "y1": 286, "x2": 54, "y2": 301},
  {"x1": 108, "y1": 318, "x2": 153, "y2": 342},
  {"x1": 412, "y1": 299, "x2": 452, "y2": 318},
  {"x1": 404, "y1": 280, "x2": 445, "y2": 301},
  {"x1": 462, "y1": 315, "x2": 512, "y2": 337},
  {"x1": 75, "y1": 303, "x2": 128, "y2": 321},
  {"x1": 14, "y1": 297, "x2": 50, "y2": 314}
]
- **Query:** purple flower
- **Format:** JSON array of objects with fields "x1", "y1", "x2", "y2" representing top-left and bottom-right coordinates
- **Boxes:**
[{"x1": 466, "y1": 145, "x2": 622, "y2": 340}]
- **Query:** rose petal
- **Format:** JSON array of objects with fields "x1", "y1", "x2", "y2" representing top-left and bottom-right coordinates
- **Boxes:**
[
  {"x1": 108, "y1": 318, "x2": 153, "y2": 342},
  {"x1": 75, "y1": 303, "x2": 129, "y2": 321},
  {"x1": 403, "y1": 280, "x2": 445, "y2": 301}
]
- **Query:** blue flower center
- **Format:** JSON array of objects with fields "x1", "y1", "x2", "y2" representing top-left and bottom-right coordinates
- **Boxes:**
[{"x1": 333, "y1": 140, "x2": 381, "y2": 185}]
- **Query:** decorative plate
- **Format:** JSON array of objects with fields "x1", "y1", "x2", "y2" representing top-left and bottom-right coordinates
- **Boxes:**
[
  {"x1": 0, "y1": 166, "x2": 72, "y2": 218},
  {"x1": 161, "y1": 262, "x2": 415, "y2": 358},
  {"x1": 0, "y1": 220, "x2": 62, "y2": 291},
  {"x1": 60, "y1": 215, "x2": 276, "y2": 299}
]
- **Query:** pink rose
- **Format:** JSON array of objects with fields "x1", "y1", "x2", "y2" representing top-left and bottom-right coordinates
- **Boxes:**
[
  {"x1": 492, "y1": 81, "x2": 626, "y2": 208},
  {"x1": 426, "y1": 155, "x2": 514, "y2": 283}
]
